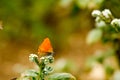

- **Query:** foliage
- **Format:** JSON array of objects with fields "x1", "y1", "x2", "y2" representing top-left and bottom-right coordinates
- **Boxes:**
[{"x1": 86, "y1": 9, "x2": 120, "y2": 79}]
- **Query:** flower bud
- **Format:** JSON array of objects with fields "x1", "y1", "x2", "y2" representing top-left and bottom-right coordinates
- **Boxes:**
[
  {"x1": 92, "y1": 10, "x2": 101, "y2": 17},
  {"x1": 44, "y1": 58, "x2": 49, "y2": 64},
  {"x1": 111, "y1": 19, "x2": 120, "y2": 27},
  {"x1": 44, "y1": 66, "x2": 53, "y2": 75},
  {"x1": 47, "y1": 66, "x2": 53, "y2": 72},
  {"x1": 43, "y1": 71, "x2": 49, "y2": 75},
  {"x1": 47, "y1": 56, "x2": 54, "y2": 63},
  {"x1": 40, "y1": 57, "x2": 45, "y2": 60},
  {"x1": 29, "y1": 54, "x2": 38, "y2": 62},
  {"x1": 111, "y1": 19, "x2": 120, "y2": 31},
  {"x1": 102, "y1": 9, "x2": 112, "y2": 19}
]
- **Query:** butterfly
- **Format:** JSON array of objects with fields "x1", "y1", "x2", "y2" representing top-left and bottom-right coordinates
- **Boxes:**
[{"x1": 38, "y1": 38, "x2": 53, "y2": 56}]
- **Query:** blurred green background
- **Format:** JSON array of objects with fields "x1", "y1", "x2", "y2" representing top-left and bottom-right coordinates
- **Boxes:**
[{"x1": 0, "y1": 0, "x2": 120, "y2": 80}]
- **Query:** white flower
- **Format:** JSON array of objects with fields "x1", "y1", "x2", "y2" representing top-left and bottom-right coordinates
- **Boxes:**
[
  {"x1": 92, "y1": 10, "x2": 101, "y2": 17},
  {"x1": 29, "y1": 54, "x2": 38, "y2": 58},
  {"x1": 102, "y1": 9, "x2": 112, "y2": 19},
  {"x1": 44, "y1": 58, "x2": 49, "y2": 64},
  {"x1": 40, "y1": 57, "x2": 45, "y2": 60},
  {"x1": 111, "y1": 18, "x2": 120, "y2": 27},
  {"x1": 29, "y1": 54, "x2": 38, "y2": 62}
]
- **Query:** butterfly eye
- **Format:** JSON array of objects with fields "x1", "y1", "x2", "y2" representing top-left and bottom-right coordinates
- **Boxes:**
[{"x1": 38, "y1": 38, "x2": 53, "y2": 55}]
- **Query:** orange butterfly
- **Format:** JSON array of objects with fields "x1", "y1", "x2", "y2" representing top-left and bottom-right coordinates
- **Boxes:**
[{"x1": 38, "y1": 38, "x2": 53, "y2": 56}]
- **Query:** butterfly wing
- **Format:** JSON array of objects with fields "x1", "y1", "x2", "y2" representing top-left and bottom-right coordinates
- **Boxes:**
[{"x1": 38, "y1": 38, "x2": 53, "y2": 55}]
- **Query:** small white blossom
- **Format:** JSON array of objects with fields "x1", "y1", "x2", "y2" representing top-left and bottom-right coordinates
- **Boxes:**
[
  {"x1": 40, "y1": 57, "x2": 45, "y2": 60},
  {"x1": 102, "y1": 9, "x2": 112, "y2": 19},
  {"x1": 29, "y1": 54, "x2": 38, "y2": 58},
  {"x1": 111, "y1": 18, "x2": 120, "y2": 27},
  {"x1": 29, "y1": 54, "x2": 38, "y2": 62},
  {"x1": 92, "y1": 10, "x2": 101, "y2": 17},
  {"x1": 44, "y1": 59, "x2": 49, "y2": 64},
  {"x1": 47, "y1": 56, "x2": 54, "y2": 63}
]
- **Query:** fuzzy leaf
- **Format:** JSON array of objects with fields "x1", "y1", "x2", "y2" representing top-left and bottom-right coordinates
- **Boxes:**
[
  {"x1": 48, "y1": 73, "x2": 76, "y2": 80},
  {"x1": 22, "y1": 70, "x2": 39, "y2": 77}
]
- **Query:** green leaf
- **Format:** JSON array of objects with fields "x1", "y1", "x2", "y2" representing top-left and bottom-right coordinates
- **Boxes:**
[
  {"x1": 86, "y1": 29, "x2": 102, "y2": 44},
  {"x1": 23, "y1": 70, "x2": 39, "y2": 77},
  {"x1": 48, "y1": 73, "x2": 76, "y2": 80}
]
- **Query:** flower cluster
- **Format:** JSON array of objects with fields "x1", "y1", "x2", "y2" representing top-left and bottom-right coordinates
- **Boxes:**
[
  {"x1": 92, "y1": 9, "x2": 113, "y2": 23},
  {"x1": 92, "y1": 9, "x2": 120, "y2": 32},
  {"x1": 18, "y1": 54, "x2": 54, "y2": 80},
  {"x1": 39, "y1": 55, "x2": 54, "y2": 75},
  {"x1": 86, "y1": 9, "x2": 120, "y2": 45}
]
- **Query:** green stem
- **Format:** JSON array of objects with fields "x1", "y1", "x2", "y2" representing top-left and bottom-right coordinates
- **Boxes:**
[
  {"x1": 39, "y1": 62, "x2": 45, "y2": 80},
  {"x1": 34, "y1": 57, "x2": 44, "y2": 80},
  {"x1": 34, "y1": 57, "x2": 40, "y2": 67}
]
